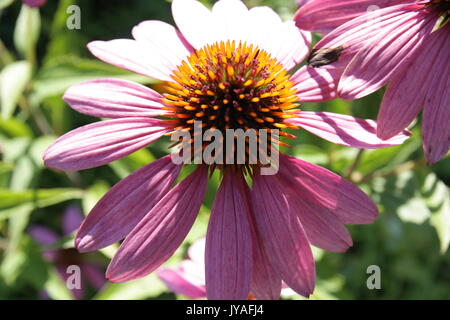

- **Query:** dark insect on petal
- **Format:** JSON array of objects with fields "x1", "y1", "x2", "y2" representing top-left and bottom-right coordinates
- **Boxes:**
[{"x1": 307, "y1": 46, "x2": 344, "y2": 68}]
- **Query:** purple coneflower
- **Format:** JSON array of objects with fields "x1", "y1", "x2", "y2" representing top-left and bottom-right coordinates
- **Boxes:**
[
  {"x1": 295, "y1": 0, "x2": 450, "y2": 163},
  {"x1": 29, "y1": 206, "x2": 105, "y2": 299},
  {"x1": 43, "y1": 0, "x2": 409, "y2": 300}
]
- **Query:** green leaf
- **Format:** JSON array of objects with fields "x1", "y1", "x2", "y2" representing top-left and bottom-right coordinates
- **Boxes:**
[
  {"x1": 31, "y1": 56, "x2": 158, "y2": 104},
  {"x1": 0, "y1": 188, "x2": 84, "y2": 220},
  {"x1": 0, "y1": 61, "x2": 32, "y2": 119},
  {"x1": 0, "y1": 0, "x2": 14, "y2": 10},
  {"x1": 94, "y1": 274, "x2": 166, "y2": 300},
  {"x1": 422, "y1": 173, "x2": 450, "y2": 254},
  {"x1": 0, "y1": 118, "x2": 33, "y2": 137},
  {"x1": 82, "y1": 180, "x2": 110, "y2": 214},
  {"x1": 44, "y1": 267, "x2": 74, "y2": 300},
  {"x1": 14, "y1": 5, "x2": 41, "y2": 59}
]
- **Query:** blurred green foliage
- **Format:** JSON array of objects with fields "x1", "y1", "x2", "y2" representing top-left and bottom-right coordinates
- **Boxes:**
[{"x1": 0, "y1": 0, "x2": 449, "y2": 300}]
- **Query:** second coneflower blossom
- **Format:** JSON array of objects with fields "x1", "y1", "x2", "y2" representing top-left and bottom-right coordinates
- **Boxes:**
[
  {"x1": 295, "y1": 0, "x2": 450, "y2": 163},
  {"x1": 43, "y1": 0, "x2": 410, "y2": 300}
]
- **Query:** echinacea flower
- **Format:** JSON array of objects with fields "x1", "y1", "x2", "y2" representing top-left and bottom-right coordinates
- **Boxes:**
[
  {"x1": 158, "y1": 238, "x2": 296, "y2": 299},
  {"x1": 43, "y1": 0, "x2": 409, "y2": 300},
  {"x1": 295, "y1": 0, "x2": 450, "y2": 163},
  {"x1": 21, "y1": 0, "x2": 46, "y2": 8},
  {"x1": 29, "y1": 206, "x2": 105, "y2": 299}
]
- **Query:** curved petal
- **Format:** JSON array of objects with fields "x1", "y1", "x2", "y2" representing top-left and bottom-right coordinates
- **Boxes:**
[
  {"x1": 158, "y1": 268, "x2": 206, "y2": 299},
  {"x1": 205, "y1": 170, "x2": 252, "y2": 300},
  {"x1": 277, "y1": 172, "x2": 353, "y2": 252},
  {"x1": 106, "y1": 166, "x2": 208, "y2": 283},
  {"x1": 279, "y1": 154, "x2": 378, "y2": 224},
  {"x1": 422, "y1": 30, "x2": 450, "y2": 164},
  {"x1": 75, "y1": 155, "x2": 181, "y2": 252},
  {"x1": 44, "y1": 118, "x2": 168, "y2": 171},
  {"x1": 289, "y1": 111, "x2": 410, "y2": 149},
  {"x1": 338, "y1": 7, "x2": 437, "y2": 99},
  {"x1": 295, "y1": 0, "x2": 411, "y2": 33},
  {"x1": 63, "y1": 78, "x2": 168, "y2": 119},
  {"x1": 88, "y1": 39, "x2": 174, "y2": 82},
  {"x1": 251, "y1": 172, "x2": 315, "y2": 297}
]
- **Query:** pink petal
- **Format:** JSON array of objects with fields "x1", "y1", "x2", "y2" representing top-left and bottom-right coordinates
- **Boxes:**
[
  {"x1": 158, "y1": 268, "x2": 206, "y2": 299},
  {"x1": 132, "y1": 20, "x2": 193, "y2": 67},
  {"x1": 251, "y1": 173, "x2": 315, "y2": 297},
  {"x1": 246, "y1": 6, "x2": 311, "y2": 71},
  {"x1": 295, "y1": 0, "x2": 411, "y2": 33},
  {"x1": 188, "y1": 237, "x2": 206, "y2": 266},
  {"x1": 205, "y1": 170, "x2": 252, "y2": 300},
  {"x1": 75, "y1": 155, "x2": 181, "y2": 252},
  {"x1": 338, "y1": 7, "x2": 437, "y2": 99},
  {"x1": 292, "y1": 64, "x2": 344, "y2": 102},
  {"x1": 289, "y1": 111, "x2": 410, "y2": 148},
  {"x1": 277, "y1": 171, "x2": 353, "y2": 252},
  {"x1": 249, "y1": 215, "x2": 282, "y2": 300},
  {"x1": 106, "y1": 166, "x2": 208, "y2": 283},
  {"x1": 44, "y1": 118, "x2": 168, "y2": 171},
  {"x1": 422, "y1": 30, "x2": 450, "y2": 164},
  {"x1": 62, "y1": 205, "x2": 84, "y2": 235},
  {"x1": 172, "y1": 0, "x2": 217, "y2": 49},
  {"x1": 63, "y1": 78, "x2": 168, "y2": 119},
  {"x1": 377, "y1": 25, "x2": 447, "y2": 140},
  {"x1": 211, "y1": 0, "x2": 252, "y2": 44},
  {"x1": 279, "y1": 154, "x2": 378, "y2": 224},
  {"x1": 88, "y1": 39, "x2": 174, "y2": 82}
]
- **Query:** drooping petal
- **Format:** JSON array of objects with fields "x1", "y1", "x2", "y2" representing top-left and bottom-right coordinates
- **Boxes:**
[
  {"x1": 249, "y1": 214, "x2": 282, "y2": 300},
  {"x1": 338, "y1": 7, "x2": 437, "y2": 99},
  {"x1": 277, "y1": 172, "x2": 353, "y2": 252},
  {"x1": 62, "y1": 205, "x2": 84, "y2": 236},
  {"x1": 157, "y1": 268, "x2": 207, "y2": 299},
  {"x1": 205, "y1": 170, "x2": 252, "y2": 300},
  {"x1": 106, "y1": 166, "x2": 208, "y2": 283},
  {"x1": 43, "y1": 118, "x2": 168, "y2": 171},
  {"x1": 279, "y1": 154, "x2": 378, "y2": 225},
  {"x1": 422, "y1": 31, "x2": 450, "y2": 164},
  {"x1": 377, "y1": 25, "x2": 448, "y2": 140},
  {"x1": 294, "y1": 0, "x2": 411, "y2": 33},
  {"x1": 251, "y1": 172, "x2": 315, "y2": 297},
  {"x1": 75, "y1": 155, "x2": 181, "y2": 252},
  {"x1": 288, "y1": 111, "x2": 410, "y2": 149},
  {"x1": 88, "y1": 39, "x2": 175, "y2": 82},
  {"x1": 63, "y1": 79, "x2": 168, "y2": 119}
]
